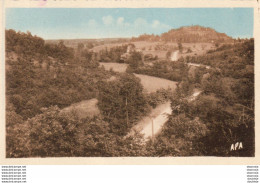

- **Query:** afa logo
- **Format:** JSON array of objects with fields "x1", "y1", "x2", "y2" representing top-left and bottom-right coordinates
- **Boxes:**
[{"x1": 230, "y1": 142, "x2": 243, "y2": 151}]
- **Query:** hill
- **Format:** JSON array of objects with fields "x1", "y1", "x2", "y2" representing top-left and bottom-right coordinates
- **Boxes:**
[
  {"x1": 5, "y1": 29, "x2": 254, "y2": 157},
  {"x1": 132, "y1": 25, "x2": 234, "y2": 43}
]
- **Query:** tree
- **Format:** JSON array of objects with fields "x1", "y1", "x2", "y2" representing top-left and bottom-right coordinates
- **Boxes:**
[
  {"x1": 86, "y1": 42, "x2": 94, "y2": 49},
  {"x1": 6, "y1": 102, "x2": 27, "y2": 158},
  {"x1": 178, "y1": 42, "x2": 183, "y2": 53},
  {"x1": 24, "y1": 106, "x2": 81, "y2": 157},
  {"x1": 126, "y1": 51, "x2": 143, "y2": 69},
  {"x1": 166, "y1": 51, "x2": 171, "y2": 59},
  {"x1": 151, "y1": 114, "x2": 208, "y2": 156},
  {"x1": 98, "y1": 73, "x2": 148, "y2": 135},
  {"x1": 77, "y1": 43, "x2": 84, "y2": 52}
]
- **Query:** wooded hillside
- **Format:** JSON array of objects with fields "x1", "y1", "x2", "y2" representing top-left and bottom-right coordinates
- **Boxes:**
[{"x1": 132, "y1": 25, "x2": 233, "y2": 43}]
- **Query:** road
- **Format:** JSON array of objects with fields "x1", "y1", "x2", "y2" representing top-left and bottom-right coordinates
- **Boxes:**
[
  {"x1": 187, "y1": 63, "x2": 211, "y2": 69},
  {"x1": 129, "y1": 89, "x2": 202, "y2": 140},
  {"x1": 171, "y1": 50, "x2": 179, "y2": 61},
  {"x1": 130, "y1": 101, "x2": 172, "y2": 140}
]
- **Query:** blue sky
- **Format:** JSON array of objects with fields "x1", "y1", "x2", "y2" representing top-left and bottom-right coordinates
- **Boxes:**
[{"x1": 6, "y1": 8, "x2": 253, "y2": 39}]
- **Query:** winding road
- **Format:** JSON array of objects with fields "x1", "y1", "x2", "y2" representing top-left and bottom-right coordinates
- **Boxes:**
[{"x1": 130, "y1": 102, "x2": 172, "y2": 139}]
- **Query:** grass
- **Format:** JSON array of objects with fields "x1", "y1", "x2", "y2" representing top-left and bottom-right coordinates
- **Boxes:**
[
  {"x1": 99, "y1": 63, "x2": 177, "y2": 93},
  {"x1": 134, "y1": 74, "x2": 177, "y2": 93},
  {"x1": 61, "y1": 98, "x2": 100, "y2": 119}
]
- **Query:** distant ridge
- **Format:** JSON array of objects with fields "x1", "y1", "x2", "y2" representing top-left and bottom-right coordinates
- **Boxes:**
[{"x1": 132, "y1": 25, "x2": 234, "y2": 43}]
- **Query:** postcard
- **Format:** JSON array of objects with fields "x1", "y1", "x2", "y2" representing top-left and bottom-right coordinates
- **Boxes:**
[{"x1": 0, "y1": 0, "x2": 259, "y2": 164}]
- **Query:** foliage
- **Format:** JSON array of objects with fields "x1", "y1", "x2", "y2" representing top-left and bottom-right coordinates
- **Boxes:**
[
  {"x1": 6, "y1": 29, "x2": 45, "y2": 56},
  {"x1": 145, "y1": 88, "x2": 173, "y2": 108},
  {"x1": 125, "y1": 51, "x2": 144, "y2": 68},
  {"x1": 165, "y1": 39, "x2": 255, "y2": 156},
  {"x1": 44, "y1": 41, "x2": 74, "y2": 63},
  {"x1": 127, "y1": 60, "x2": 188, "y2": 82},
  {"x1": 178, "y1": 42, "x2": 183, "y2": 53},
  {"x1": 97, "y1": 73, "x2": 149, "y2": 135},
  {"x1": 131, "y1": 25, "x2": 233, "y2": 43},
  {"x1": 75, "y1": 49, "x2": 100, "y2": 68},
  {"x1": 6, "y1": 105, "x2": 149, "y2": 157},
  {"x1": 6, "y1": 102, "x2": 27, "y2": 157},
  {"x1": 98, "y1": 45, "x2": 128, "y2": 63},
  {"x1": 149, "y1": 115, "x2": 208, "y2": 156},
  {"x1": 6, "y1": 29, "x2": 109, "y2": 119},
  {"x1": 5, "y1": 29, "x2": 254, "y2": 157}
]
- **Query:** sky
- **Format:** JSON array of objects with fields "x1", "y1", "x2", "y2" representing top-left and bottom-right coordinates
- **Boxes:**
[{"x1": 5, "y1": 8, "x2": 253, "y2": 40}]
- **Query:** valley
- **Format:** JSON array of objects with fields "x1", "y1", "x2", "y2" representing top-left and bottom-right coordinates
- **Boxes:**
[{"x1": 5, "y1": 25, "x2": 254, "y2": 157}]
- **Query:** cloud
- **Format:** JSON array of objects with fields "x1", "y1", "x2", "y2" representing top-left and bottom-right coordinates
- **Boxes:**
[
  {"x1": 152, "y1": 20, "x2": 160, "y2": 28},
  {"x1": 117, "y1": 17, "x2": 124, "y2": 25},
  {"x1": 134, "y1": 18, "x2": 148, "y2": 27},
  {"x1": 132, "y1": 18, "x2": 171, "y2": 34},
  {"x1": 134, "y1": 18, "x2": 171, "y2": 31},
  {"x1": 102, "y1": 15, "x2": 114, "y2": 26},
  {"x1": 79, "y1": 17, "x2": 172, "y2": 38},
  {"x1": 87, "y1": 19, "x2": 97, "y2": 27},
  {"x1": 116, "y1": 17, "x2": 131, "y2": 28},
  {"x1": 152, "y1": 20, "x2": 171, "y2": 30},
  {"x1": 160, "y1": 23, "x2": 171, "y2": 30}
]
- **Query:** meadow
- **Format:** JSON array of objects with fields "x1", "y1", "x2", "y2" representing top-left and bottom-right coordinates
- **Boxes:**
[
  {"x1": 99, "y1": 62, "x2": 177, "y2": 93},
  {"x1": 60, "y1": 98, "x2": 100, "y2": 119},
  {"x1": 134, "y1": 74, "x2": 177, "y2": 93}
]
